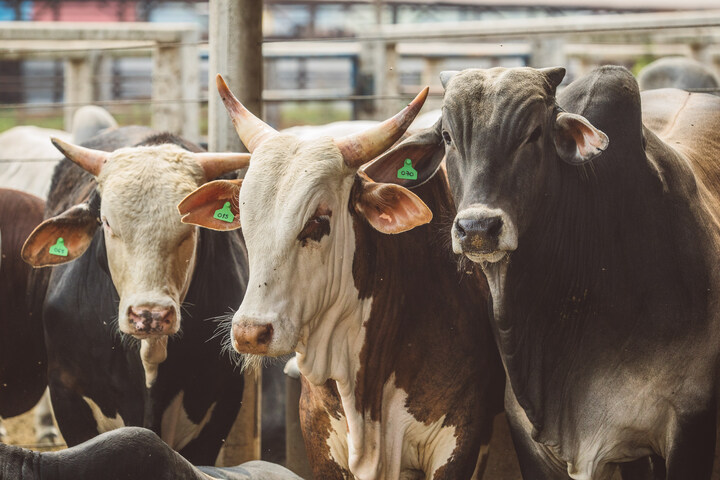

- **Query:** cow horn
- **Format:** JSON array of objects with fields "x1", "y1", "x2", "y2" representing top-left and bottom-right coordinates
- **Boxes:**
[
  {"x1": 193, "y1": 152, "x2": 251, "y2": 181},
  {"x1": 335, "y1": 87, "x2": 429, "y2": 169},
  {"x1": 216, "y1": 74, "x2": 278, "y2": 153},
  {"x1": 50, "y1": 137, "x2": 108, "y2": 176}
]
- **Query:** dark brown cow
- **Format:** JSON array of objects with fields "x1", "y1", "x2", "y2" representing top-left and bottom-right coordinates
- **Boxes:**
[
  {"x1": 0, "y1": 188, "x2": 48, "y2": 441},
  {"x1": 179, "y1": 76, "x2": 507, "y2": 479}
]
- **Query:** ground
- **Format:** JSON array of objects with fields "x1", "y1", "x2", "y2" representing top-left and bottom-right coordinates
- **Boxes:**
[{"x1": 4, "y1": 407, "x2": 65, "y2": 451}]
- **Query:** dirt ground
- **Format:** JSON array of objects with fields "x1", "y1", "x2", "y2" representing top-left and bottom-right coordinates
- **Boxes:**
[{"x1": 3, "y1": 407, "x2": 65, "y2": 451}]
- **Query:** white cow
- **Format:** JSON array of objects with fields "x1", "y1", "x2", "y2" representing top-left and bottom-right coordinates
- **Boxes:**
[{"x1": 0, "y1": 106, "x2": 117, "y2": 199}]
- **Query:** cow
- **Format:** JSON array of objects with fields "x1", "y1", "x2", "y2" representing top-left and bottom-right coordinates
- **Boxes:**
[
  {"x1": 638, "y1": 57, "x2": 719, "y2": 94},
  {"x1": 20, "y1": 126, "x2": 252, "y2": 464},
  {"x1": 0, "y1": 106, "x2": 118, "y2": 199},
  {"x1": 0, "y1": 426, "x2": 302, "y2": 480},
  {"x1": 0, "y1": 188, "x2": 48, "y2": 444},
  {"x1": 178, "y1": 75, "x2": 506, "y2": 479},
  {"x1": 375, "y1": 64, "x2": 720, "y2": 479}
]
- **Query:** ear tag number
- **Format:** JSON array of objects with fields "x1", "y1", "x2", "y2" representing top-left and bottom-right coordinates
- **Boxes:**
[
  {"x1": 397, "y1": 158, "x2": 418, "y2": 180},
  {"x1": 49, "y1": 237, "x2": 69, "y2": 257},
  {"x1": 213, "y1": 202, "x2": 235, "y2": 223}
]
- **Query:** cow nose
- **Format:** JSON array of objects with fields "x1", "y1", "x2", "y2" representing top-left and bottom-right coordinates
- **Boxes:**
[
  {"x1": 232, "y1": 322, "x2": 273, "y2": 355},
  {"x1": 128, "y1": 306, "x2": 176, "y2": 335},
  {"x1": 453, "y1": 216, "x2": 503, "y2": 252}
]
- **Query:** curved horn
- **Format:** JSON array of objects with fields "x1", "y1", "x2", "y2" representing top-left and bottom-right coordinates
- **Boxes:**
[
  {"x1": 335, "y1": 86, "x2": 429, "y2": 169},
  {"x1": 216, "y1": 74, "x2": 278, "y2": 153},
  {"x1": 51, "y1": 137, "x2": 108, "y2": 176},
  {"x1": 193, "y1": 152, "x2": 251, "y2": 181}
]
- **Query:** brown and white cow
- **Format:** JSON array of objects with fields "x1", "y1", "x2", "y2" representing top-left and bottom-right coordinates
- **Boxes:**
[{"x1": 179, "y1": 76, "x2": 505, "y2": 479}]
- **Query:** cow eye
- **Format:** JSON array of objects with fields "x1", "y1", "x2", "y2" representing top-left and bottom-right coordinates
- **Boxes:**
[
  {"x1": 526, "y1": 125, "x2": 542, "y2": 144},
  {"x1": 298, "y1": 214, "x2": 331, "y2": 246},
  {"x1": 442, "y1": 131, "x2": 452, "y2": 146},
  {"x1": 102, "y1": 217, "x2": 115, "y2": 236}
]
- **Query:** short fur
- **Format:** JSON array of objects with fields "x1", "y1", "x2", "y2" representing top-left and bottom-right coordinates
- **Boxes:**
[
  {"x1": 0, "y1": 188, "x2": 47, "y2": 418},
  {"x1": 34, "y1": 127, "x2": 249, "y2": 464},
  {"x1": 441, "y1": 66, "x2": 720, "y2": 479}
]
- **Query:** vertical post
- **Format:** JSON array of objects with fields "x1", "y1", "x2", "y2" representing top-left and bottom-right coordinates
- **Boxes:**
[
  {"x1": 209, "y1": 0, "x2": 263, "y2": 153},
  {"x1": 380, "y1": 41, "x2": 399, "y2": 118},
  {"x1": 152, "y1": 27, "x2": 199, "y2": 140},
  {"x1": 209, "y1": 0, "x2": 263, "y2": 466},
  {"x1": 217, "y1": 372, "x2": 262, "y2": 466},
  {"x1": 284, "y1": 358, "x2": 312, "y2": 479},
  {"x1": 529, "y1": 37, "x2": 566, "y2": 69},
  {"x1": 63, "y1": 55, "x2": 94, "y2": 131}
]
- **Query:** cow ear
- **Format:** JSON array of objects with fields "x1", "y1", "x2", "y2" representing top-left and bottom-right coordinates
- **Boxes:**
[
  {"x1": 440, "y1": 71, "x2": 459, "y2": 89},
  {"x1": 178, "y1": 179, "x2": 242, "y2": 231},
  {"x1": 362, "y1": 119, "x2": 445, "y2": 190},
  {"x1": 354, "y1": 179, "x2": 432, "y2": 234},
  {"x1": 554, "y1": 112, "x2": 609, "y2": 165},
  {"x1": 540, "y1": 67, "x2": 566, "y2": 91},
  {"x1": 22, "y1": 203, "x2": 99, "y2": 267}
]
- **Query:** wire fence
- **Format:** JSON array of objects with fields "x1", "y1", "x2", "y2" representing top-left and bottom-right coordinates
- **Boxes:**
[{"x1": 0, "y1": 13, "x2": 719, "y2": 131}]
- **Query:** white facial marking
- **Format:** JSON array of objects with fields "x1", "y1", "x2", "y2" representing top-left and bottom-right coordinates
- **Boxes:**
[
  {"x1": 161, "y1": 390, "x2": 217, "y2": 451},
  {"x1": 97, "y1": 144, "x2": 203, "y2": 339},
  {"x1": 82, "y1": 396, "x2": 125, "y2": 433},
  {"x1": 232, "y1": 134, "x2": 357, "y2": 358}
]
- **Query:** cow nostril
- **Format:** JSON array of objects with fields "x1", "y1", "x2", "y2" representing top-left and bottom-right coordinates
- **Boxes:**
[
  {"x1": 484, "y1": 216, "x2": 503, "y2": 238},
  {"x1": 455, "y1": 219, "x2": 469, "y2": 239},
  {"x1": 256, "y1": 324, "x2": 274, "y2": 346}
]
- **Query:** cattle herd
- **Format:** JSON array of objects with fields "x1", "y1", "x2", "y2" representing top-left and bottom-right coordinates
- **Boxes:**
[{"x1": 1, "y1": 56, "x2": 720, "y2": 480}]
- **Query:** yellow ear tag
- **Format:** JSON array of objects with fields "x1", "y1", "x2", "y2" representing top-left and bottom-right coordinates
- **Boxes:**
[
  {"x1": 213, "y1": 202, "x2": 235, "y2": 223},
  {"x1": 397, "y1": 158, "x2": 418, "y2": 180},
  {"x1": 49, "y1": 237, "x2": 69, "y2": 257}
]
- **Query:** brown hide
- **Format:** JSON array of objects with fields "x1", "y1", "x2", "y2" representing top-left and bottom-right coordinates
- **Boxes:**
[
  {"x1": 0, "y1": 188, "x2": 48, "y2": 417},
  {"x1": 298, "y1": 169, "x2": 506, "y2": 479}
]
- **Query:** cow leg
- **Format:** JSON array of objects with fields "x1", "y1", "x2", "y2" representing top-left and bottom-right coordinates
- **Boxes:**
[
  {"x1": 664, "y1": 407, "x2": 716, "y2": 480},
  {"x1": 0, "y1": 417, "x2": 7, "y2": 443},
  {"x1": 47, "y1": 382, "x2": 105, "y2": 447},
  {"x1": 34, "y1": 389, "x2": 60, "y2": 446}
]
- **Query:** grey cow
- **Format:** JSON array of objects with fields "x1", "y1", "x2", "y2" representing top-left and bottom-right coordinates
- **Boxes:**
[{"x1": 376, "y1": 65, "x2": 720, "y2": 479}]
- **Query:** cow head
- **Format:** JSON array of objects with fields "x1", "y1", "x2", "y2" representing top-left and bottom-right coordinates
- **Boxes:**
[
  {"x1": 179, "y1": 76, "x2": 433, "y2": 370},
  {"x1": 22, "y1": 140, "x2": 250, "y2": 341},
  {"x1": 376, "y1": 67, "x2": 608, "y2": 264}
]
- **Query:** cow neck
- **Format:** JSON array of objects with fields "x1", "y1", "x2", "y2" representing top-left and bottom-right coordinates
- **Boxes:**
[
  {"x1": 295, "y1": 200, "x2": 372, "y2": 389},
  {"x1": 490, "y1": 129, "x2": 713, "y2": 445},
  {"x1": 325, "y1": 174, "x2": 487, "y2": 478}
]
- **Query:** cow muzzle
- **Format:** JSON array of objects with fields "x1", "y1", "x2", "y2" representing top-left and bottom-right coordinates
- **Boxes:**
[
  {"x1": 127, "y1": 305, "x2": 177, "y2": 337},
  {"x1": 232, "y1": 322, "x2": 274, "y2": 355},
  {"x1": 452, "y1": 206, "x2": 517, "y2": 263}
]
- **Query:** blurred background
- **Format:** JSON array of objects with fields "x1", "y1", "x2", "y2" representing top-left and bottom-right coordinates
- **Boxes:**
[{"x1": 0, "y1": 0, "x2": 718, "y2": 140}]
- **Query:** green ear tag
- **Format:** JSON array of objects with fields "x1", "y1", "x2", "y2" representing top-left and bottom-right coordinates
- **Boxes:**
[
  {"x1": 49, "y1": 237, "x2": 69, "y2": 257},
  {"x1": 213, "y1": 201, "x2": 235, "y2": 223},
  {"x1": 397, "y1": 158, "x2": 418, "y2": 180}
]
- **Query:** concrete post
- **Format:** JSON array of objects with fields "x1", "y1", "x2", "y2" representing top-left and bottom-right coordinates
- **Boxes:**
[
  {"x1": 152, "y1": 27, "x2": 199, "y2": 140},
  {"x1": 284, "y1": 358, "x2": 312, "y2": 479},
  {"x1": 217, "y1": 371, "x2": 262, "y2": 467},
  {"x1": 380, "y1": 41, "x2": 399, "y2": 118},
  {"x1": 209, "y1": 0, "x2": 263, "y2": 466},
  {"x1": 529, "y1": 37, "x2": 566, "y2": 69},
  {"x1": 209, "y1": 0, "x2": 263, "y2": 153},
  {"x1": 63, "y1": 55, "x2": 95, "y2": 131}
]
